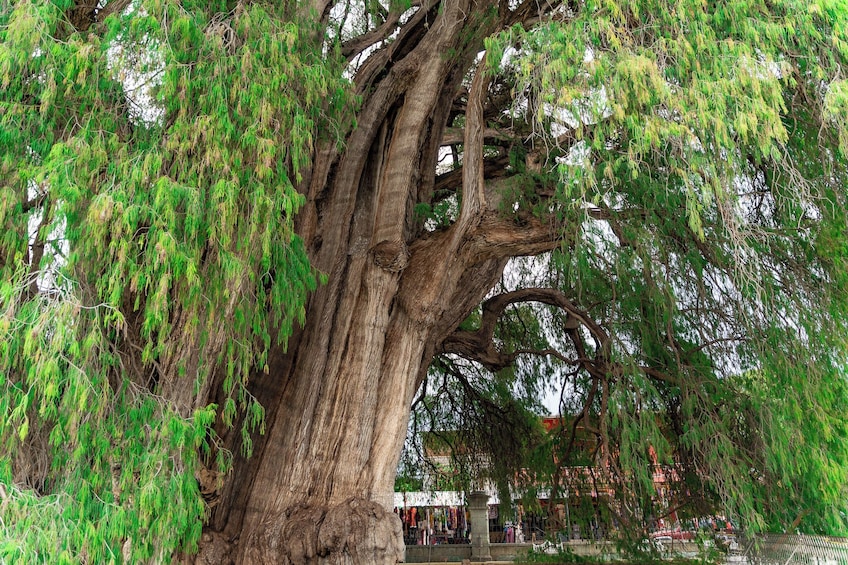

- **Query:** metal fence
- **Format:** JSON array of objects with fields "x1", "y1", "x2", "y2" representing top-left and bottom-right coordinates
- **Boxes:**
[{"x1": 737, "y1": 534, "x2": 848, "y2": 565}]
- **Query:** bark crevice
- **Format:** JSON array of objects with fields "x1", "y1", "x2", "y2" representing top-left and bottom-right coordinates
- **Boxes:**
[{"x1": 198, "y1": 3, "x2": 516, "y2": 563}]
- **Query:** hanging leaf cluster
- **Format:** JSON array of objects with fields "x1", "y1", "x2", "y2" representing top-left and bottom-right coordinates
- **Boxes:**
[{"x1": 0, "y1": 0, "x2": 353, "y2": 560}]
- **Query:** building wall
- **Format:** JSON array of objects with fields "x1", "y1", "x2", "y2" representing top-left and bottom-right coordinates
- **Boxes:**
[{"x1": 403, "y1": 540, "x2": 704, "y2": 563}]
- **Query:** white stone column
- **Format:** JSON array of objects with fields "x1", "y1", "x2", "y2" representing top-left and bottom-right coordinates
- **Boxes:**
[{"x1": 468, "y1": 491, "x2": 492, "y2": 562}]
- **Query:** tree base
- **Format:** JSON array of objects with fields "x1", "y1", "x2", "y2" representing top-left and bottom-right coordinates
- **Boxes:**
[{"x1": 236, "y1": 497, "x2": 404, "y2": 565}]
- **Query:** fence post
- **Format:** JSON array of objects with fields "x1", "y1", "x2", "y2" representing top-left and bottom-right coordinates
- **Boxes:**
[{"x1": 468, "y1": 491, "x2": 492, "y2": 562}]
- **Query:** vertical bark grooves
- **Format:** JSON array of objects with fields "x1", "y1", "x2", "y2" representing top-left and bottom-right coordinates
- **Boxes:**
[
  {"x1": 459, "y1": 61, "x2": 491, "y2": 230},
  {"x1": 197, "y1": 2, "x2": 511, "y2": 562},
  {"x1": 206, "y1": 334, "x2": 303, "y2": 537}
]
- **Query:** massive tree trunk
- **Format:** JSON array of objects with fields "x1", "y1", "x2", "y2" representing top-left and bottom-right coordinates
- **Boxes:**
[
  {"x1": 10, "y1": 0, "x2": 847, "y2": 559},
  {"x1": 191, "y1": 3, "x2": 550, "y2": 562},
  {"x1": 202, "y1": 247, "x2": 505, "y2": 563},
  {"x1": 3, "y1": 0, "x2": 561, "y2": 562}
]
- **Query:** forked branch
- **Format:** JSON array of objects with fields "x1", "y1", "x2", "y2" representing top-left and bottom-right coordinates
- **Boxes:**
[{"x1": 439, "y1": 287, "x2": 609, "y2": 370}]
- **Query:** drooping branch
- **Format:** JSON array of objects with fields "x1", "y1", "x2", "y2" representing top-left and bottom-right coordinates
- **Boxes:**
[{"x1": 588, "y1": 203, "x2": 726, "y2": 268}]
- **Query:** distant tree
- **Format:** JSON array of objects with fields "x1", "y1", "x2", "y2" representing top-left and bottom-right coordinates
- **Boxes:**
[{"x1": 2, "y1": 0, "x2": 847, "y2": 563}]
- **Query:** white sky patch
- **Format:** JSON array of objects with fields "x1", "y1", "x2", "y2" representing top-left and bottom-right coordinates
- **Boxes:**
[
  {"x1": 333, "y1": 0, "x2": 420, "y2": 80},
  {"x1": 107, "y1": 38, "x2": 165, "y2": 126},
  {"x1": 25, "y1": 181, "x2": 69, "y2": 296}
]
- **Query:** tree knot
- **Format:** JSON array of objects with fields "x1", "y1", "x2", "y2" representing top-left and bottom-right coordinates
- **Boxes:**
[{"x1": 371, "y1": 239, "x2": 409, "y2": 273}]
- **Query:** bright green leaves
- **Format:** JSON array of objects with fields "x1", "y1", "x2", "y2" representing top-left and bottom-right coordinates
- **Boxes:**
[
  {"x1": 825, "y1": 80, "x2": 848, "y2": 155},
  {"x1": 475, "y1": 0, "x2": 848, "y2": 537},
  {"x1": 739, "y1": 361, "x2": 848, "y2": 534},
  {"x1": 496, "y1": 0, "x2": 846, "y2": 238},
  {"x1": 0, "y1": 280, "x2": 217, "y2": 562},
  {"x1": 123, "y1": 2, "x2": 349, "y2": 409},
  {"x1": 1, "y1": 0, "x2": 352, "y2": 562}
]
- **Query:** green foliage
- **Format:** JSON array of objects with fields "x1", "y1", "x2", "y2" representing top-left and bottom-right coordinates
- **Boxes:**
[
  {"x1": 2, "y1": 0, "x2": 848, "y2": 559},
  {"x1": 0, "y1": 0, "x2": 352, "y2": 560},
  {"x1": 416, "y1": 0, "x2": 848, "y2": 542},
  {"x1": 491, "y1": 0, "x2": 847, "y2": 230},
  {"x1": 393, "y1": 471, "x2": 423, "y2": 493}
]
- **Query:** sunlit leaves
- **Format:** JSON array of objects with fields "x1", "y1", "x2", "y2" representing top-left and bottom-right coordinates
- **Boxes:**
[
  {"x1": 432, "y1": 0, "x2": 848, "y2": 539},
  {"x1": 0, "y1": 281, "x2": 216, "y2": 561},
  {"x1": 1, "y1": 0, "x2": 352, "y2": 561},
  {"x1": 825, "y1": 79, "x2": 848, "y2": 154},
  {"x1": 493, "y1": 0, "x2": 846, "y2": 235}
]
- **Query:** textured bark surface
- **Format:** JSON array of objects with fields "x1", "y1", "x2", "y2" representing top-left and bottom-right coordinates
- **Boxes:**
[
  {"x1": 7, "y1": 0, "x2": 848, "y2": 558},
  {"x1": 240, "y1": 499, "x2": 404, "y2": 564},
  {"x1": 189, "y1": 2, "x2": 541, "y2": 562}
]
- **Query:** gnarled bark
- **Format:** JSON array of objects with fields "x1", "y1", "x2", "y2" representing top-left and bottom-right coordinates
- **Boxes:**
[{"x1": 189, "y1": 2, "x2": 553, "y2": 562}]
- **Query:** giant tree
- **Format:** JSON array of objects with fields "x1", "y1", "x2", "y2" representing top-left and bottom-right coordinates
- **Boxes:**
[{"x1": 2, "y1": 0, "x2": 848, "y2": 563}]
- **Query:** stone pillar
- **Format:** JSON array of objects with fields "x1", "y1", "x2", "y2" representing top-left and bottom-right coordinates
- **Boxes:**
[{"x1": 467, "y1": 491, "x2": 492, "y2": 562}]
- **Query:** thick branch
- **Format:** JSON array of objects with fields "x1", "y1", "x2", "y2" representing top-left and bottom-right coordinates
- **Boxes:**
[
  {"x1": 352, "y1": 1, "x2": 440, "y2": 97},
  {"x1": 368, "y1": 1, "x2": 503, "y2": 269},
  {"x1": 441, "y1": 126, "x2": 514, "y2": 146},
  {"x1": 467, "y1": 212, "x2": 562, "y2": 261},
  {"x1": 457, "y1": 61, "x2": 490, "y2": 233},
  {"x1": 341, "y1": 7, "x2": 408, "y2": 60},
  {"x1": 433, "y1": 155, "x2": 510, "y2": 196}
]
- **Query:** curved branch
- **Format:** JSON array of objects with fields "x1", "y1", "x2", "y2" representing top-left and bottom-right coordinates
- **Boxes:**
[
  {"x1": 439, "y1": 285, "x2": 685, "y2": 392},
  {"x1": 340, "y1": 5, "x2": 410, "y2": 60},
  {"x1": 439, "y1": 287, "x2": 610, "y2": 372}
]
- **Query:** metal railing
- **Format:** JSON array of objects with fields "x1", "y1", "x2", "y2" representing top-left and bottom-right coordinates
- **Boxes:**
[{"x1": 738, "y1": 534, "x2": 848, "y2": 565}]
